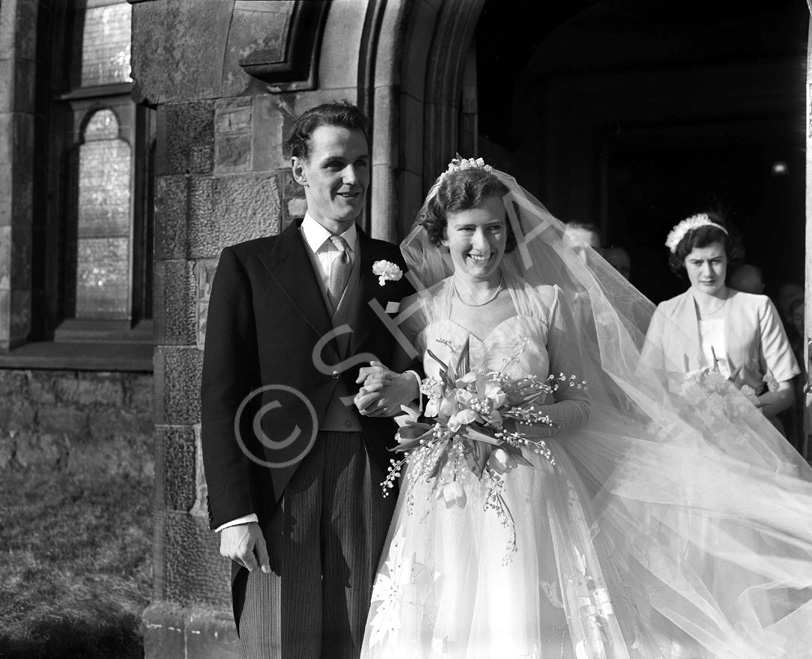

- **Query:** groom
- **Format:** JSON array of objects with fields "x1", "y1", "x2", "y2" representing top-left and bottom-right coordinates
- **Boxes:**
[{"x1": 201, "y1": 101, "x2": 418, "y2": 658}]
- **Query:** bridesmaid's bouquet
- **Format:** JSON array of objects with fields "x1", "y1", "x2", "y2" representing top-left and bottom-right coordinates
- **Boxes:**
[{"x1": 384, "y1": 337, "x2": 586, "y2": 562}]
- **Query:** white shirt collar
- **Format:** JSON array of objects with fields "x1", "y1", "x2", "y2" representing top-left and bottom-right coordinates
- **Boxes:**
[{"x1": 301, "y1": 213, "x2": 358, "y2": 254}]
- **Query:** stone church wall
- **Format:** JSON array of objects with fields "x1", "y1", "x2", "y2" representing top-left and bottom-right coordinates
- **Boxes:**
[{"x1": 0, "y1": 370, "x2": 153, "y2": 476}]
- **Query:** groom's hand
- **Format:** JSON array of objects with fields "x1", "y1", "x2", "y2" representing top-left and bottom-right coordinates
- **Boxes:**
[
  {"x1": 355, "y1": 362, "x2": 418, "y2": 417},
  {"x1": 220, "y1": 522, "x2": 271, "y2": 574}
]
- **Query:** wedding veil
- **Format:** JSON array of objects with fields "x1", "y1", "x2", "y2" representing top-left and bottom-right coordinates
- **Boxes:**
[{"x1": 400, "y1": 166, "x2": 812, "y2": 658}]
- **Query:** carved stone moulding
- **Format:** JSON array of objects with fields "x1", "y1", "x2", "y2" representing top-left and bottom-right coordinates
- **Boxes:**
[{"x1": 238, "y1": 0, "x2": 329, "y2": 93}]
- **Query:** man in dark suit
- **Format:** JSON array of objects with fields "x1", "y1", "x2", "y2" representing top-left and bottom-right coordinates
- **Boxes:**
[{"x1": 201, "y1": 101, "x2": 419, "y2": 658}]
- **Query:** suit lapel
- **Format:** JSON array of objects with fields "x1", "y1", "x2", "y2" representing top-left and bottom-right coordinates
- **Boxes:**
[
  {"x1": 258, "y1": 221, "x2": 334, "y2": 341},
  {"x1": 353, "y1": 228, "x2": 386, "y2": 352}
]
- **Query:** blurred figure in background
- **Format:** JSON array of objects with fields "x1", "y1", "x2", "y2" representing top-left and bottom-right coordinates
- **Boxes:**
[
  {"x1": 563, "y1": 221, "x2": 601, "y2": 253},
  {"x1": 729, "y1": 263, "x2": 765, "y2": 294},
  {"x1": 603, "y1": 245, "x2": 632, "y2": 281}
]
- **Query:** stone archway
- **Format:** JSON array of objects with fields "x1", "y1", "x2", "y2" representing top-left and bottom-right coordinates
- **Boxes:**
[{"x1": 361, "y1": 0, "x2": 485, "y2": 242}]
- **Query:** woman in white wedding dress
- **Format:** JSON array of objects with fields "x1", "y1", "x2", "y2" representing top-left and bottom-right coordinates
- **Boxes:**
[{"x1": 358, "y1": 160, "x2": 812, "y2": 659}]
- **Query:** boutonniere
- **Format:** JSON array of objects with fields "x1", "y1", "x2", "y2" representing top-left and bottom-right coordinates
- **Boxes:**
[{"x1": 372, "y1": 260, "x2": 403, "y2": 286}]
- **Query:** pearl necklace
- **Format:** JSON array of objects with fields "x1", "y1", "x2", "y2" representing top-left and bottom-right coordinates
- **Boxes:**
[
  {"x1": 453, "y1": 276, "x2": 504, "y2": 307},
  {"x1": 697, "y1": 290, "x2": 728, "y2": 318}
]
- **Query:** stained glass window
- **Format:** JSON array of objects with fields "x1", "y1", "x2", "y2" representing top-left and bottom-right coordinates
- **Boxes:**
[
  {"x1": 72, "y1": 0, "x2": 132, "y2": 87},
  {"x1": 75, "y1": 109, "x2": 132, "y2": 319}
]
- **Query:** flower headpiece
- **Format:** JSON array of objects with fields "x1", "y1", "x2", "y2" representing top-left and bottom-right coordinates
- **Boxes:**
[
  {"x1": 665, "y1": 213, "x2": 729, "y2": 254},
  {"x1": 434, "y1": 155, "x2": 493, "y2": 187}
]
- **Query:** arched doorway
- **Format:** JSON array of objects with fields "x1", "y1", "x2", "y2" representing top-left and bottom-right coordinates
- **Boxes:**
[{"x1": 365, "y1": 0, "x2": 811, "y2": 456}]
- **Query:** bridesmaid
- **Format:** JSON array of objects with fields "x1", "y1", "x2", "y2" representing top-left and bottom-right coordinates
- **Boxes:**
[{"x1": 643, "y1": 211, "x2": 799, "y2": 433}]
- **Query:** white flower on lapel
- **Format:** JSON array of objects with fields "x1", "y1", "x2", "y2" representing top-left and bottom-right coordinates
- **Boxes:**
[{"x1": 372, "y1": 260, "x2": 403, "y2": 286}]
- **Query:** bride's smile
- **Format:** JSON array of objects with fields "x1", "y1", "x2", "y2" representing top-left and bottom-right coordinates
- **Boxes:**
[{"x1": 442, "y1": 194, "x2": 508, "y2": 285}]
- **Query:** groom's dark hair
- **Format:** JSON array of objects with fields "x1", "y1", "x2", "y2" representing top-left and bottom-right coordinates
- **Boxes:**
[{"x1": 286, "y1": 100, "x2": 369, "y2": 160}]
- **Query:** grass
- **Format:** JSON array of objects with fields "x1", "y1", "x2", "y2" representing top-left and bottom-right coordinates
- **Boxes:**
[{"x1": 0, "y1": 468, "x2": 152, "y2": 659}]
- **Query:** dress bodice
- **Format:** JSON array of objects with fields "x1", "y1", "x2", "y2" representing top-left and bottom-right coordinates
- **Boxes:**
[{"x1": 416, "y1": 316, "x2": 551, "y2": 383}]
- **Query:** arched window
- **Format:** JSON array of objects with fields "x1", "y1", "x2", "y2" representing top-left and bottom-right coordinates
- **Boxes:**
[
  {"x1": 75, "y1": 109, "x2": 132, "y2": 320},
  {"x1": 48, "y1": 0, "x2": 154, "y2": 345}
]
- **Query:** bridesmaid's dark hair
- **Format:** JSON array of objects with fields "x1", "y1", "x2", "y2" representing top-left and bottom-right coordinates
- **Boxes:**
[
  {"x1": 668, "y1": 212, "x2": 745, "y2": 278},
  {"x1": 419, "y1": 168, "x2": 517, "y2": 253}
]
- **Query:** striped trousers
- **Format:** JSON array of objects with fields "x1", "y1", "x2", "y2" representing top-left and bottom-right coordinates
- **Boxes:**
[{"x1": 237, "y1": 431, "x2": 396, "y2": 659}]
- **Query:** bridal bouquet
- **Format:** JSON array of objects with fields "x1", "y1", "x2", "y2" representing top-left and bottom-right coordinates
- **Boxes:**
[{"x1": 383, "y1": 337, "x2": 586, "y2": 562}]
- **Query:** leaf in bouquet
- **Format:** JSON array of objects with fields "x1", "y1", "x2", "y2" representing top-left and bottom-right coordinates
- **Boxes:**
[
  {"x1": 463, "y1": 439, "x2": 492, "y2": 478},
  {"x1": 392, "y1": 437, "x2": 423, "y2": 452},
  {"x1": 455, "y1": 337, "x2": 470, "y2": 380},
  {"x1": 500, "y1": 442, "x2": 533, "y2": 467},
  {"x1": 727, "y1": 365, "x2": 742, "y2": 384},
  {"x1": 396, "y1": 423, "x2": 433, "y2": 441},
  {"x1": 427, "y1": 445, "x2": 449, "y2": 480},
  {"x1": 427, "y1": 348, "x2": 456, "y2": 390},
  {"x1": 465, "y1": 427, "x2": 501, "y2": 445}
]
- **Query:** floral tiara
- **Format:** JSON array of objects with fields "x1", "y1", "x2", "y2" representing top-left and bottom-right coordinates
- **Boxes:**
[
  {"x1": 434, "y1": 155, "x2": 493, "y2": 187},
  {"x1": 665, "y1": 213, "x2": 729, "y2": 254}
]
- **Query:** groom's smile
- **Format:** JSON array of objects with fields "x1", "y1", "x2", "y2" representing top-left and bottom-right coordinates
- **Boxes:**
[{"x1": 291, "y1": 124, "x2": 370, "y2": 235}]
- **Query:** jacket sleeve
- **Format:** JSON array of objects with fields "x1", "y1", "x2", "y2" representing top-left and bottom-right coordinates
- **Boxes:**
[
  {"x1": 757, "y1": 297, "x2": 800, "y2": 383},
  {"x1": 201, "y1": 246, "x2": 260, "y2": 530}
]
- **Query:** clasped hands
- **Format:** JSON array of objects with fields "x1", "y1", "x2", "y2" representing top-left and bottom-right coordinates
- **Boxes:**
[{"x1": 354, "y1": 361, "x2": 418, "y2": 417}]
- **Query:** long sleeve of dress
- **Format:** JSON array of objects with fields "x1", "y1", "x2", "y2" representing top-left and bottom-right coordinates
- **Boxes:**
[{"x1": 522, "y1": 286, "x2": 590, "y2": 438}]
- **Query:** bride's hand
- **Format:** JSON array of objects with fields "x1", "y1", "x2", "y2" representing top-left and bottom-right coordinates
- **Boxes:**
[{"x1": 355, "y1": 362, "x2": 419, "y2": 417}]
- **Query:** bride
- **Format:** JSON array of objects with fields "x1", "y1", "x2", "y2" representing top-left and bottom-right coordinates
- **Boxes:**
[{"x1": 356, "y1": 158, "x2": 812, "y2": 658}]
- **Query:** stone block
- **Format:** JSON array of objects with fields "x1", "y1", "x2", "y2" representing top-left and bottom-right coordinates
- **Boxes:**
[
  {"x1": 189, "y1": 174, "x2": 280, "y2": 259},
  {"x1": 193, "y1": 259, "x2": 217, "y2": 349},
  {"x1": 142, "y1": 603, "x2": 239, "y2": 659},
  {"x1": 0, "y1": 289, "x2": 10, "y2": 346},
  {"x1": 403, "y1": 0, "x2": 439, "y2": 102},
  {"x1": 54, "y1": 375, "x2": 124, "y2": 407},
  {"x1": 15, "y1": 432, "x2": 68, "y2": 470},
  {"x1": 160, "y1": 425, "x2": 196, "y2": 513},
  {"x1": 0, "y1": 225, "x2": 11, "y2": 288},
  {"x1": 188, "y1": 177, "x2": 217, "y2": 259},
  {"x1": 37, "y1": 406, "x2": 88, "y2": 438},
  {"x1": 13, "y1": 0, "x2": 38, "y2": 60},
  {"x1": 215, "y1": 135, "x2": 251, "y2": 173},
  {"x1": 402, "y1": 93, "x2": 424, "y2": 174},
  {"x1": 185, "y1": 609, "x2": 240, "y2": 659},
  {"x1": 215, "y1": 174, "x2": 280, "y2": 248},
  {"x1": 0, "y1": 431, "x2": 16, "y2": 469},
  {"x1": 10, "y1": 224, "x2": 31, "y2": 289},
  {"x1": 319, "y1": 0, "x2": 365, "y2": 91},
  {"x1": 9, "y1": 290, "x2": 30, "y2": 344},
  {"x1": 163, "y1": 511, "x2": 231, "y2": 607},
  {"x1": 87, "y1": 407, "x2": 149, "y2": 442},
  {"x1": 154, "y1": 346, "x2": 203, "y2": 426},
  {"x1": 142, "y1": 602, "x2": 186, "y2": 659},
  {"x1": 0, "y1": 163, "x2": 11, "y2": 226},
  {"x1": 26, "y1": 374, "x2": 56, "y2": 405},
  {"x1": 153, "y1": 260, "x2": 197, "y2": 346},
  {"x1": 128, "y1": 375, "x2": 154, "y2": 413},
  {"x1": 221, "y1": 1, "x2": 292, "y2": 98},
  {"x1": 165, "y1": 102, "x2": 214, "y2": 175},
  {"x1": 251, "y1": 96, "x2": 289, "y2": 171},
  {"x1": 215, "y1": 97, "x2": 252, "y2": 135},
  {"x1": 277, "y1": 168, "x2": 305, "y2": 231},
  {"x1": 190, "y1": 424, "x2": 208, "y2": 519},
  {"x1": 68, "y1": 431, "x2": 153, "y2": 478},
  {"x1": 0, "y1": 369, "x2": 27, "y2": 396},
  {"x1": 154, "y1": 175, "x2": 189, "y2": 261},
  {"x1": 130, "y1": 0, "x2": 232, "y2": 105}
]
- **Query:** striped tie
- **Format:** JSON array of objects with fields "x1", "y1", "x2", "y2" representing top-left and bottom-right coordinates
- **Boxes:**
[{"x1": 327, "y1": 235, "x2": 351, "y2": 311}]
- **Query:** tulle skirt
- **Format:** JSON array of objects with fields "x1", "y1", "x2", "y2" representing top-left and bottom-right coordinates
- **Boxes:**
[{"x1": 360, "y1": 441, "x2": 661, "y2": 659}]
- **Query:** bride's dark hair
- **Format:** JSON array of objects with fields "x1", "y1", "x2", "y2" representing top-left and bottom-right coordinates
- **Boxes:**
[{"x1": 418, "y1": 168, "x2": 517, "y2": 253}]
